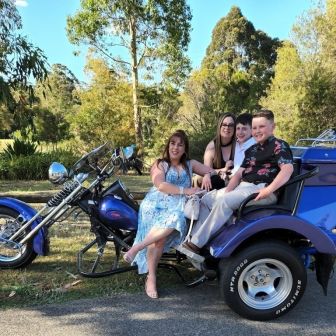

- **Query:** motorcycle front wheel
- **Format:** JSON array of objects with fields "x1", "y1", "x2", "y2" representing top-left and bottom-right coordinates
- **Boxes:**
[{"x1": 0, "y1": 206, "x2": 37, "y2": 268}]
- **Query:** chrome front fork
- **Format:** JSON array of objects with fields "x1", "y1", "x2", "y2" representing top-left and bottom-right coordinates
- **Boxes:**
[{"x1": 9, "y1": 183, "x2": 83, "y2": 246}]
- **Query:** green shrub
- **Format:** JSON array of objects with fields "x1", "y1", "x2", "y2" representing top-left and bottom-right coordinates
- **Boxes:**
[
  {"x1": 189, "y1": 131, "x2": 214, "y2": 162},
  {"x1": 48, "y1": 150, "x2": 80, "y2": 170},
  {"x1": 0, "y1": 156, "x2": 10, "y2": 179},
  {"x1": 0, "y1": 150, "x2": 79, "y2": 180},
  {"x1": 3, "y1": 138, "x2": 38, "y2": 158}
]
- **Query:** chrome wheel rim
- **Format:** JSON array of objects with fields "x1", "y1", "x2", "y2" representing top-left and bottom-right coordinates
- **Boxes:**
[
  {"x1": 238, "y1": 258, "x2": 293, "y2": 310},
  {"x1": 0, "y1": 214, "x2": 26, "y2": 262}
]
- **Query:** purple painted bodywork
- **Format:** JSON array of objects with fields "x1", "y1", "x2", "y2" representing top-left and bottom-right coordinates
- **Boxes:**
[
  {"x1": 0, "y1": 197, "x2": 47, "y2": 255},
  {"x1": 209, "y1": 215, "x2": 336, "y2": 258},
  {"x1": 98, "y1": 195, "x2": 138, "y2": 231},
  {"x1": 297, "y1": 147, "x2": 336, "y2": 232},
  {"x1": 298, "y1": 186, "x2": 336, "y2": 231}
]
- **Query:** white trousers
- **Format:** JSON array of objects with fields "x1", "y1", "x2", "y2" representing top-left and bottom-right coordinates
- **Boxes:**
[{"x1": 190, "y1": 182, "x2": 277, "y2": 248}]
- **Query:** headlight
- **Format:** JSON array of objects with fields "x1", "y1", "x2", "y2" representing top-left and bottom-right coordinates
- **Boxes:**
[{"x1": 48, "y1": 162, "x2": 68, "y2": 184}]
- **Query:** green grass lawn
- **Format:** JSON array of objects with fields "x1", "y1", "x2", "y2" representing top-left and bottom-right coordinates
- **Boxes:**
[
  {"x1": 0, "y1": 226, "x2": 144, "y2": 309},
  {"x1": 0, "y1": 224, "x2": 198, "y2": 309},
  {"x1": 0, "y1": 174, "x2": 201, "y2": 309},
  {"x1": 0, "y1": 174, "x2": 152, "y2": 193}
]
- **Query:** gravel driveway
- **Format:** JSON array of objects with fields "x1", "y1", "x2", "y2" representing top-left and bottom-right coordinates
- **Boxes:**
[{"x1": 1, "y1": 271, "x2": 335, "y2": 336}]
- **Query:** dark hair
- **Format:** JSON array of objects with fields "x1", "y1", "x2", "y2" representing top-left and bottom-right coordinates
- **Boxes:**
[
  {"x1": 236, "y1": 113, "x2": 252, "y2": 126},
  {"x1": 253, "y1": 109, "x2": 274, "y2": 122},
  {"x1": 158, "y1": 129, "x2": 190, "y2": 179},
  {"x1": 213, "y1": 113, "x2": 236, "y2": 169}
]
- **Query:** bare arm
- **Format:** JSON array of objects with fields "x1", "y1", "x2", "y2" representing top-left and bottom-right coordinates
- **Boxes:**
[
  {"x1": 254, "y1": 163, "x2": 294, "y2": 201},
  {"x1": 225, "y1": 167, "x2": 244, "y2": 192},
  {"x1": 204, "y1": 141, "x2": 232, "y2": 175},
  {"x1": 203, "y1": 141, "x2": 215, "y2": 168},
  {"x1": 191, "y1": 159, "x2": 215, "y2": 176},
  {"x1": 151, "y1": 161, "x2": 202, "y2": 196},
  {"x1": 191, "y1": 159, "x2": 216, "y2": 191}
]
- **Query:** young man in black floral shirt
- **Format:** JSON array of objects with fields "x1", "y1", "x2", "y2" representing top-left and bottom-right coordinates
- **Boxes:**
[{"x1": 182, "y1": 109, "x2": 294, "y2": 256}]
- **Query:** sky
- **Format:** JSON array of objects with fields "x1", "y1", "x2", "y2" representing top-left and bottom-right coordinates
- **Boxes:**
[{"x1": 14, "y1": 0, "x2": 315, "y2": 83}]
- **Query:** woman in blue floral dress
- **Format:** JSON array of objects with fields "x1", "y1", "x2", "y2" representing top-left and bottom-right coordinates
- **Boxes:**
[{"x1": 123, "y1": 130, "x2": 216, "y2": 298}]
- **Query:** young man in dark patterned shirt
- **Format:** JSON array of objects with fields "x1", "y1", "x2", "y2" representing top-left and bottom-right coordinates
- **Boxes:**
[{"x1": 182, "y1": 109, "x2": 294, "y2": 256}]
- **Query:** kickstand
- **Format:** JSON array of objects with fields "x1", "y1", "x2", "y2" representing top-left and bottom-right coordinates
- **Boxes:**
[{"x1": 158, "y1": 263, "x2": 187, "y2": 282}]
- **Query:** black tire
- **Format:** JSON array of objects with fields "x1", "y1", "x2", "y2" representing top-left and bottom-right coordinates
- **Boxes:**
[
  {"x1": 0, "y1": 206, "x2": 37, "y2": 268},
  {"x1": 219, "y1": 241, "x2": 307, "y2": 321}
]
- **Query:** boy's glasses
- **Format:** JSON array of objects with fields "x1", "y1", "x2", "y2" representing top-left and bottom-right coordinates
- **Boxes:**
[{"x1": 221, "y1": 123, "x2": 235, "y2": 129}]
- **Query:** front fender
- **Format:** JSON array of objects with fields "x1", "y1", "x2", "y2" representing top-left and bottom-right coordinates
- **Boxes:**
[
  {"x1": 0, "y1": 197, "x2": 47, "y2": 256},
  {"x1": 209, "y1": 215, "x2": 336, "y2": 258}
]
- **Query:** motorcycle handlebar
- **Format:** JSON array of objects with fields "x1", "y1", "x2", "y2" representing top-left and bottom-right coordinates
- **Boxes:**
[{"x1": 114, "y1": 145, "x2": 143, "y2": 176}]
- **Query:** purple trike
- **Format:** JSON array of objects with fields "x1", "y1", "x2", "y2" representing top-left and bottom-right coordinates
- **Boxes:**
[{"x1": 1, "y1": 130, "x2": 335, "y2": 320}]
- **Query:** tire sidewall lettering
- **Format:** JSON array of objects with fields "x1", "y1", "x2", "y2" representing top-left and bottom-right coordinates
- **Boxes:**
[
  {"x1": 230, "y1": 259, "x2": 248, "y2": 293},
  {"x1": 220, "y1": 242, "x2": 307, "y2": 320},
  {"x1": 275, "y1": 279, "x2": 302, "y2": 315},
  {"x1": 229, "y1": 257, "x2": 302, "y2": 317}
]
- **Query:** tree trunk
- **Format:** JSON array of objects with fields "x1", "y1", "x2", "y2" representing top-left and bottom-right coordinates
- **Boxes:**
[{"x1": 129, "y1": 17, "x2": 143, "y2": 155}]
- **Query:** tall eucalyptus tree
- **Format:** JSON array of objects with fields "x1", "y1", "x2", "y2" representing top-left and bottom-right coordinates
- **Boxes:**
[
  {"x1": 0, "y1": 0, "x2": 48, "y2": 114},
  {"x1": 67, "y1": 0, "x2": 192, "y2": 152}
]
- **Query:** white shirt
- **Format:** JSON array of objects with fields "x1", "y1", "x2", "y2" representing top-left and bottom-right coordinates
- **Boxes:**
[{"x1": 232, "y1": 137, "x2": 256, "y2": 175}]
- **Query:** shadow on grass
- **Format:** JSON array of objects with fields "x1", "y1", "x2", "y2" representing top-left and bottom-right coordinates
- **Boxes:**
[{"x1": 0, "y1": 232, "x2": 200, "y2": 309}]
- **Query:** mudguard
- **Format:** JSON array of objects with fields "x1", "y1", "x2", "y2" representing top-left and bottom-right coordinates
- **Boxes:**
[
  {"x1": 315, "y1": 252, "x2": 336, "y2": 295},
  {"x1": 209, "y1": 214, "x2": 336, "y2": 258},
  {"x1": 0, "y1": 197, "x2": 48, "y2": 256}
]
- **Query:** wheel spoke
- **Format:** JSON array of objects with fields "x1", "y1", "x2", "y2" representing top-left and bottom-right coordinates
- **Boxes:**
[
  {"x1": 246, "y1": 282, "x2": 275, "y2": 298},
  {"x1": 264, "y1": 265, "x2": 283, "y2": 280},
  {"x1": 262, "y1": 284, "x2": 277, "y2": 296},
  {"x1": 238, "y1": 257, "x2": 294, "y2": 310},
  {"x1": 246, "y1": 285, "x2": 261, "y2": 298}
]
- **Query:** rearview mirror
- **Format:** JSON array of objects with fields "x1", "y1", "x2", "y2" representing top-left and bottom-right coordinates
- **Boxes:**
[{"x1": 123, "y1": 145, "x2": 136, "y2": 160}]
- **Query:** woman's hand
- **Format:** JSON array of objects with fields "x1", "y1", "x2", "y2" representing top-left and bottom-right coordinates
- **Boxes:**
[
  {"x1": 225, "y1": 160, "x2": 234, "y2": 170},
  {"x1": 217, "y1": 168, "x2": 226, "y2": 180},
  {"x1": 218, "y1": 160, "x2": 233, "y2": 176},
  {"x1": 218, "y1": 160, "x2": 234, "y2": 180},
  {"x1": 201, "y1": 173, "x2": 212, "y2": 191},
  {"x1": 184, "y1": 187, "x2": 203, "y2": 196}
]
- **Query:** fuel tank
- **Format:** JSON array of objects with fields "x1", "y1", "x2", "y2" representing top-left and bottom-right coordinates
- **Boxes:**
[{"x1": 98, "y1": 180, "x2": 139, "y2": 231}]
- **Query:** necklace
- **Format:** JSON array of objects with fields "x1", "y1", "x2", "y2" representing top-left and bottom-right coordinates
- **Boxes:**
[{"x1": 221, "y1": 139, "x2": 233, "y2": 147}]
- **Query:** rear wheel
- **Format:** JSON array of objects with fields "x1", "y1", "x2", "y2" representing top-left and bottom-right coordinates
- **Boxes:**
[
  {"x1": 0, "y1": 206, "x2": 37, "y2": 268},
  {"x1": 219, "y1": 241, "x2": 307, "y2": 320}
]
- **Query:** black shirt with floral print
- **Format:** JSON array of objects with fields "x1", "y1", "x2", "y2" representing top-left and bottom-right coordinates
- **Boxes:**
[{"x1": 241, "y1": 136, "x2": 293, "y2": 185}]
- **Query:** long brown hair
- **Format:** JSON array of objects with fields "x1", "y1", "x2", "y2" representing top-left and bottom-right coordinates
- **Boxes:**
[
  {"x1": 158, "y1": 129, "x2": 191, "y2": 180},
  {"x1": 213, "y1": 113, "x2": 236, "y2": 169}
]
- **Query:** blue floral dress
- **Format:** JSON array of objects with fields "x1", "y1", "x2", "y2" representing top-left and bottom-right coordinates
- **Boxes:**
[{"x1": 133, "y1": 160, "x2": 192, "y2": 274}]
